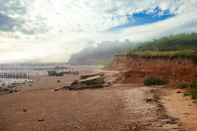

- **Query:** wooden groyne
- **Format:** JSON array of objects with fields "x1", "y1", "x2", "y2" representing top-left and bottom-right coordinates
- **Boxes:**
[{"x1": 0, "y1": 71, "x2": 30, "y2": 80}]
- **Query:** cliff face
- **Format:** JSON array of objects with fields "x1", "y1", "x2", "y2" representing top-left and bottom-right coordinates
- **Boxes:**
[{"x1": 111, "y1": 55, "x2": 197, "y2": 84}]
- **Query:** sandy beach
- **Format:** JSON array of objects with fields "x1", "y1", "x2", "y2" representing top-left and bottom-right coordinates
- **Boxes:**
[{"x1": 0, "y1": 68, "x2": 188, "y2": 131}]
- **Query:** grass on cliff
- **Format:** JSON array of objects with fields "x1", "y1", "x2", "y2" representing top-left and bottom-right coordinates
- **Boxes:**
[
  {"x1": 126, "y1": 33, "x2": 197, "y2": 59},
  {"x1": 127, "y1": 49, "x2": 197, "y2": 59},
  {"x1": 133, "y1": 33, "x2": 197, "y2": 51},
  {"x1": 191, "y1": 84, "x2": 197, "y2": 99}
]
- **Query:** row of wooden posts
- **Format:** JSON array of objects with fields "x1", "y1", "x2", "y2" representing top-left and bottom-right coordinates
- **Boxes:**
[{"x1": 0, "y1": 72, "x2": 30, "y2": 79}]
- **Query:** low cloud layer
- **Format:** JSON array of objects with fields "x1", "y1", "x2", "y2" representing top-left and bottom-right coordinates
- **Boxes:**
[{"x1": 0, "y1": 0, "x2": 197, "y2": 63}]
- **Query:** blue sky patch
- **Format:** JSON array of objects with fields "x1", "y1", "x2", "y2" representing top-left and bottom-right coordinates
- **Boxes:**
[
  {"x1": 0, "y1": 13, "x2": 15, "y2": 31},
  {"x1": 111, "y1": 7, "x2": 175, "y2": 31}
]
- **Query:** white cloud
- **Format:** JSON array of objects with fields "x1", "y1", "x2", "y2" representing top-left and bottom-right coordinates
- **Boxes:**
[
  {"x1": 0, "y1": 0, "x2": 197, "y2": 63},
  {"x1": 12, "y1": 0, "x2": 189, "y2": 33},
  {"x1": 2, "y1": 0, "x2": 197, "y2": 34}
]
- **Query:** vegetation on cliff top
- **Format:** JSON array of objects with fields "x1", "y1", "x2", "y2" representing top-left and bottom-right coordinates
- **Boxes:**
[
  {"x1": 127, "y1": 33, "x2": 197, "y2": 58},
  {"x1": 134, "y1": 33, "x2": 197, "y2": 51},
  {"x1": 127, "y1": 50, "x2": 197, "y2": 59}
]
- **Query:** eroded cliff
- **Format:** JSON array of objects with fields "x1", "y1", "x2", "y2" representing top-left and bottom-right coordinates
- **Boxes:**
[{"x1": 111, "y1": 55, "x2": 197, "y2": 84}]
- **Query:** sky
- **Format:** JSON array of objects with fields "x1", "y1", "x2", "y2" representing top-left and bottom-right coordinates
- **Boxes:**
[{"x1": 0, "y1": 0, "x2": 197, "y2": 63}]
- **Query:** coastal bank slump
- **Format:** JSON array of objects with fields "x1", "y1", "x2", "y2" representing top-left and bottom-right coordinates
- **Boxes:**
[{"x1": 111, "y1": 55, "x2": 197, "y2": 84}]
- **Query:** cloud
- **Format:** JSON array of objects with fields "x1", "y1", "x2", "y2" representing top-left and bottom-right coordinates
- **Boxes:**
[
  {"x1": 0, "y1": 0, "x2": 184, "y2": 34},
  {"x1": 1, "y1": 0, "x2": 196, "y2": 34},
  {"x1": 0, "y1": 0, "x2": 197, "y2": 63}
]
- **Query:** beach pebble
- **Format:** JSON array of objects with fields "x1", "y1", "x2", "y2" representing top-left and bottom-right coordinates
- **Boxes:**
[
  {"x1": 38, "y1": 118, "x2": 45, "y2": 122},
  {"x1": 176, "y1": 90, "x2": 183, "y2": 94},
  {"x1": 22, "y1": 108, "x2": 27, "y2": 112}
]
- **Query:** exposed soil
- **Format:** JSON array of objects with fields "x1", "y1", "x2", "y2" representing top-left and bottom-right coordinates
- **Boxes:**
[{"x1": 111, "y1": 55, "x2": 197, "y2": 84}]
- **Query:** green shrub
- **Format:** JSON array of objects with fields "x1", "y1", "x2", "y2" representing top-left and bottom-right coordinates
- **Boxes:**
[
  {"x1": 177, "y1": 83, "x2": 190, "y2": 89},
  {"x1": 183, "y1": 92, "x2": 192, "y2": 97},
  {"x1": 144, "y1": 76, "x2": 168, "y2": 86},
  {"x1": 191, "y1": 84, "x2": 197, "y2": 99},
  {"x1": 181, "y1": 83, "x2": 197, "y2": 100}
]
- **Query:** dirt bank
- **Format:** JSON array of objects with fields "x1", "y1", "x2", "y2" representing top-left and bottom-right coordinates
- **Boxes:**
[{"x1": 111, "y1": 55, "x2": 197, "y2": 84}]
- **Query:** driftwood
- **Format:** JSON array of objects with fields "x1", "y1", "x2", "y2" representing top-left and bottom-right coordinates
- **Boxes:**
[
  {"x1": 80, "y1": 73, "x2": 104, "y2": 79},
  {"x1": 80, "y1": 75, "x2": 104, "y2": 85},
  {"x1": 54, "y1": 82, "x2": 72, "y2": 91},
  {"x1": 66, "y1": 73, "x2": 105, "y2": 90}
]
